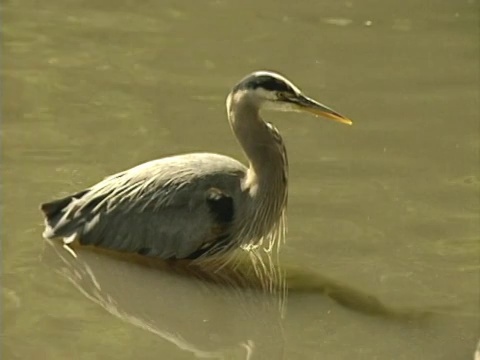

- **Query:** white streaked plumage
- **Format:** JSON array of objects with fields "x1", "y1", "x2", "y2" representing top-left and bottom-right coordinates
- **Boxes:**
[{"x1": 40, "y1": 70, "x2": 351, "y2": 265}]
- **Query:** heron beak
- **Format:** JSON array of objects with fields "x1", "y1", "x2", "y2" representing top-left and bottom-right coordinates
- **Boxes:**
[{"x1": 293, "y1": 94, "x2": 353, "y2": 125}]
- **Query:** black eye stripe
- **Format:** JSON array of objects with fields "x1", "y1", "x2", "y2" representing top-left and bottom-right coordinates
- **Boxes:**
[
  {"x1": 251, "y1": 77, "x2": 291, "y2": 92},
  {"x1": 233, "y1": 75, "x2": 293, "y2": 93}
]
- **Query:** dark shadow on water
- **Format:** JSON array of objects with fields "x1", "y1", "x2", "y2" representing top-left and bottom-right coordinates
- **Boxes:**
[{"x1": 41, "y1": 240, "x2": 462, "y2": 359}]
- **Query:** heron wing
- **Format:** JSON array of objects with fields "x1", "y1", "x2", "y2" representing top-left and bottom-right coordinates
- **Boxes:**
[{"x1": 41, "y1": 153, "x2": 247, "y2": 259}]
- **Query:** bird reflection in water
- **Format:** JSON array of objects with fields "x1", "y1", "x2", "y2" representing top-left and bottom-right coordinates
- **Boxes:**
[
  {"x1": 44, "y1": 236, "x2": 433, "y2": 359},
  {"x1": 44, "y1": 239, "x2": 288, "y2": 359}
]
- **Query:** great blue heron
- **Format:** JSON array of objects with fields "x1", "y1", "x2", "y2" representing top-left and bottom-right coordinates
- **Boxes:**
[{"x1": 40, "y1": 71, "x2": 352, "y2": 261}]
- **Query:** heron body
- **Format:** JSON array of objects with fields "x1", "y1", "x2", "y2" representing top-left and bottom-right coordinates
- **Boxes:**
[{"x1": 41, "y1": 71, "x2": 351, "y2": 260}]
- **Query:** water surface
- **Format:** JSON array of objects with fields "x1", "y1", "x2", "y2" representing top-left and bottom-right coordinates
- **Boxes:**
[{"x1": 2, "y1": 0, "x2": 479, "y2": 359}]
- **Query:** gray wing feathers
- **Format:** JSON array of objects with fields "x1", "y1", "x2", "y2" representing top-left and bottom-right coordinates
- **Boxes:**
[{"x1": 41, "y1": 153, "x2": 246, "y2": 259}]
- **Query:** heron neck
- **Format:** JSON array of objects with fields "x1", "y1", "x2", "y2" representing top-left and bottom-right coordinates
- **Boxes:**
[{"x1": 227, "y1": 93, "x2": 288, "y2": 204}]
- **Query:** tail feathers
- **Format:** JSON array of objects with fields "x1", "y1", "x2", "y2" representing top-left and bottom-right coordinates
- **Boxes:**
[{"x1": 40, "y1": 190, "x2": 89, "y2": 239}]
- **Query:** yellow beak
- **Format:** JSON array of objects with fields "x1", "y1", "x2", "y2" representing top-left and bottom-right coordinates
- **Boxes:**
[{"x1": 294, "y1": 94, "x2": 353, "y2": 125}]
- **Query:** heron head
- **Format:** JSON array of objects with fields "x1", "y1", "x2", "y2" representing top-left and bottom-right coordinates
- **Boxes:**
[{"x1": 230, "y1": 71, "x2": 352, "y2": 125}]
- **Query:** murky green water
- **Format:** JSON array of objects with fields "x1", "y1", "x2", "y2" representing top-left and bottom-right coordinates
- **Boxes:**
[{"x1": 2, "y1": 0, "x2": 479, "y2": 359}]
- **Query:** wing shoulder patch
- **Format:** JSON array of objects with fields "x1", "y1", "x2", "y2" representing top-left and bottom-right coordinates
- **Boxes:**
[{"x1": 205, "y1": 187, "x2": 234, "y2": 224}]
